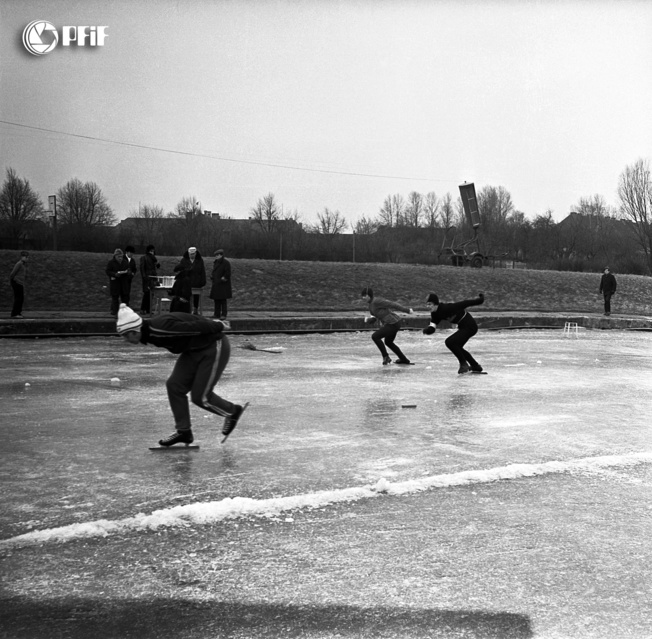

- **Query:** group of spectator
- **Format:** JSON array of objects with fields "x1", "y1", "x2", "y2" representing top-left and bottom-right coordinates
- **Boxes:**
[{"x1": 105, "y1": 245, "x2": 232, "y2": 319}]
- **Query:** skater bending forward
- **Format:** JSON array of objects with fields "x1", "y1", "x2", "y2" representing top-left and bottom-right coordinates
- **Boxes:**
[
  {"x1": 424, "y1": 292, "x2": 484, "y2": 374},
  {"x1": 361, "y1": 287, "x2": 413, "y2": 365},
  {"x1": 116, "y1": 303, "x2": 246, "y2": 446}
]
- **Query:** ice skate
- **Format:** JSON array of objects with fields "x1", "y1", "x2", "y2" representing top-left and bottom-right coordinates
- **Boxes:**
[
  {"x1": 395, "y1": 357, "x2": 414, "y2": 365},
  {"x1": 221, "y1": 402, "x2": 249, "y2": 443},
  {"x1": 458, "y1": 364, "x2": 471, "y2": 375},
  {"x1": 469, "y1": 364, "x2": 484, "y2": 373},
  {"x1": 382, "y1": 355, "x2": 392, "y2": 366},
  {"x1": 158, "y1": 430, "x2": 194, "y2": 446}
]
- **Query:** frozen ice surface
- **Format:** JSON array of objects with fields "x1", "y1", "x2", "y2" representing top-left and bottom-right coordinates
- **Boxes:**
[{"x1": 1, "y1": 330, "x2": 652, "y2": 542}]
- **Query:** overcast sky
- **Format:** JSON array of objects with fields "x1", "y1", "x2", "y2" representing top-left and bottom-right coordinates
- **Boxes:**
[{"x1": 1, "y1": 0, "x2": 651, "y2": 228}]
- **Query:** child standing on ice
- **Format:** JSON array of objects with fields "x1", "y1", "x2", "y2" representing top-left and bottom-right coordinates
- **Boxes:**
[
  {"x1": 361, "y1": 287, "x2": 413, "y2": 365},
  {"x1": 116, "y1": 304, "x2": 247, "y2": 446},
  {"x1": 423, "y1": 292, "x2": 485, "y2": 374}
]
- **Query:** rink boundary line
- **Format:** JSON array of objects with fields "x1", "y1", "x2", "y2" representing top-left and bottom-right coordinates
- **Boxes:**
[{"x1": 2, "y1": 451, "x2": 652, "y2": 549}]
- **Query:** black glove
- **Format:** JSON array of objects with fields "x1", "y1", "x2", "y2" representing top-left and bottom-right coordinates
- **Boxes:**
[
  {"x1": 422, "y1": 326, "x2": 436, "y2": 335},
  {"x1": 478, "y1": 293, "x2": 485, "y2": 301}
]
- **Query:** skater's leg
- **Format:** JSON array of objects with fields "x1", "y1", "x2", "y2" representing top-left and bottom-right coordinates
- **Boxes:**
[
  {"x1": 166, "y1": 352, "x2": 196, "y2": 431},
  {"x1": 190, "y1": 337, "x2": 236, "y2": 417},
  {"x1": 371, "y1": 327, "x2": 390, "y2": 358},
  {"x1": 445, "y1": 330, "x2": 471, "y2": 366},
  {"x1": 384, "y1": 325, "x2": 409, "y2": 362}
]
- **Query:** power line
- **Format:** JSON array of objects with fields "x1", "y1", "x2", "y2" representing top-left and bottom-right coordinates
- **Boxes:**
[{"x1": 0, "y1": 119, "x2": 453, "y2": 184}]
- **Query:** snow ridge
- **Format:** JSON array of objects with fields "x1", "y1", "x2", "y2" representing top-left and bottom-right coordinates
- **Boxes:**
[{"x1": 2, "y1": 452, "x2": 651, "y2": 549}]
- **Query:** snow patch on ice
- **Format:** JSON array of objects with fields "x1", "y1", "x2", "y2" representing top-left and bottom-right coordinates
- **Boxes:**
[{"x1": 2, "y1": 452, "x2": 651, "y2": 549}]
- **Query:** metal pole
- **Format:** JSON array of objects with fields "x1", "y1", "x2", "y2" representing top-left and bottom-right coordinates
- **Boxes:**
[{"x1": 48, "y1": 195, "x2": 58, "y2": 251}]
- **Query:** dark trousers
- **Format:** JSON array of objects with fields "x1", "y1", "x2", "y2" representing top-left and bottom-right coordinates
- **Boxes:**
[
  {"x1": 166, "y1": 337, "x2": 235, "y2": 431},
  {"x1": 192, "y1": 294, "x2": 201, "y2": 312},
  {"x1": 11, "y1": 281, "x2": 24, "y2": 317},
  {"x1": 213, "y1": 299, "x2": 228, "y2": 318},
  {"x1": 371, "y1": 323, "x2": 407, "y2": 360},
  {"x1": 445, "y1": 324, "x2": 480, "y2": 367},
  {"x1": 603, "y1": 293, "x2": 612, "y2": 314},
  {"x1": 140, "y1": 285, "x2": 151, "y2": 313}
]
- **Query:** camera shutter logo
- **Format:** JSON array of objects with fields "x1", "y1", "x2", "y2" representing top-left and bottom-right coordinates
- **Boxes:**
[{"x1": 23, "y1": 20, "x2": 59, "y2": 56}]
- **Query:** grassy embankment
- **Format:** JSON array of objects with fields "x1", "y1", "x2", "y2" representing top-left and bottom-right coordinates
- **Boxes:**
[{"x1": 1, "y1": 250, "x2": 651, "y2": 315}]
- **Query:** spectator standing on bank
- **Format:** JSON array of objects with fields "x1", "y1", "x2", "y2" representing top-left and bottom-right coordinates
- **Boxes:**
[
  {"x1": 9, "y1": 251, "x2": 29, "y2": 319},
  {"x1": 123, "y1": 246, "x2": 138, "y2": 308},
  {"x1": 174, "y1": 247, "x2": 206, "y2": 314},
  {"x1": 599, "y1": 267, "x2": 617, "y2": 316},
  {"x1": 139, "y1": 244, "x2": 160, "y2": 315},
  {"x1": 106, "y1": 248, "x2": 130, "y2": 316},
  {"x1": 209, "y1": 248, "x2": 232, "y2": 319}
]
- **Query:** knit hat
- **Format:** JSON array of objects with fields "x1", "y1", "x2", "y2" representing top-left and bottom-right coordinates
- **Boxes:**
[
  {"x1": 116, "y1": 303, "x2": 143, "y2": 335},
  {"x1": 113, "y1": 248, "x2": 123, "y2": 257},
  {"x1": 214, "y1": 249, "x2": 224, "y2": 256},
  {"x1": 361, "y1": 287, "x2": 373, "y2": 299},
  {"x1": 426, "y1": 293, "x2": 439, "y2": 305},
  {"x1": 188, "y1": 247, "x2": 197, "y2": 254}
]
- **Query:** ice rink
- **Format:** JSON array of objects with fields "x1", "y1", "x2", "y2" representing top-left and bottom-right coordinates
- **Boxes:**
[{"x1": 2, "y1": 328, "x2": 652, "y2": 638}]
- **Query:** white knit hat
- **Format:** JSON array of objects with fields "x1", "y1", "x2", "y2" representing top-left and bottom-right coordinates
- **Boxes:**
[{"x1": 116, "y1": 303, "x2": 143, "y2": 335}]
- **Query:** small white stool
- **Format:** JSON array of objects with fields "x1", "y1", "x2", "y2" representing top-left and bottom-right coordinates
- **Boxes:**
[{"x1": 563, "y1": 322, "x2": 579, "y2": 337}]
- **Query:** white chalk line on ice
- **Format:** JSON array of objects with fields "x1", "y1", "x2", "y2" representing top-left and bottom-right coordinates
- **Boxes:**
[{"x1": 2, "y1": 451, "x2": 651, "y2": 549}]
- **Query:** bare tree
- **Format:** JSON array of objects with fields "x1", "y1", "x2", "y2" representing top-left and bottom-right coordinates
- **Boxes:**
[
  {"x1": 57, "y1": 178, "x2": 116, "y2": 226},
  {"x1": 617, "y1": 158, "x2": 652, "y2": 273},
  {"x1": 0, "y1": 167, "x2": 44, "y2": 240},
  {"x1": 310, "y1": 208, "x2": 347, "y2": 235},
  {"x1": 250, "y1": 192, "x2": 282, "y2": 233},
  {"x1": 128, "y1": 204, "x2": 165, "y2": 246},
  {"x1": 377, "y1": 193, "x2": 406, "y2": 227},
  {"x1": 423, "y1": 191, "x2": 440, "y2": 228},
  {"x1": 174, "y1": 196, "x2": 201, "y2": 220},
  {"x1": 404, "y1": 191, "x2": 423, "y2": 227},
  {"x1": 438, "y1": 192, "x2": 455, "y2": 230},
  {"x1": 354, "y1": 215, "x2": 379, "y2": 234}
]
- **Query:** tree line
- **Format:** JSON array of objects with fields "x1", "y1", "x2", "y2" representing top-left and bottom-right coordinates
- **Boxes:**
[{"x1": 1, "y1": 159, "x2": 651, "y2": 274}]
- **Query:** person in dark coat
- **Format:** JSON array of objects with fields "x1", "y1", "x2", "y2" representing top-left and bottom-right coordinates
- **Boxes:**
[
  {"x1": 423, "y1": 292, "x2": 485, "y2": 374},
  {"x1": 209, "y1": 249, "x2": 232, "y2": 319},
  {"x1": 139, "y1": 244, "x2": 160, "y2": 315},
  {"x1": 123, "y1": 245, "x2": 138, "y2": 308},
  {"x1": 116, "y1": 303, "x2": 247, "y2": 446},
  {"x1": 106, "y1": 248, "x2": 131, "y2": 316},
  {"x1": 174, "y1": 247, "x2": 206, "y2": 314},
  {"x1": 599, "y1": 267, "x2": 617, "y2": 316}
]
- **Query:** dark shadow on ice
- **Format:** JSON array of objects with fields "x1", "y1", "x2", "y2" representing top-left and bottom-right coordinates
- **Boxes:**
[{"x1": 0, "y1": 596, "x2": 533, "y2": 638}]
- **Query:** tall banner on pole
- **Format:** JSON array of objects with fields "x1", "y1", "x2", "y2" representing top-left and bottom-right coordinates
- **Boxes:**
[{"x1": 459, "y1": 182, "x2": 480, "y2": 229}]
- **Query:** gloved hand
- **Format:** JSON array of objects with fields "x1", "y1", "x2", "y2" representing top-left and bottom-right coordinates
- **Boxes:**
[
  {"x1": 478, "y1": 293, "x2": 485, "y2": 301},
  {"x1": 365, "y1": 316, "x2": 377, "y2": 325},
  {"x1": 422, "y1": 326, "x2": 436, "y2": 335}
]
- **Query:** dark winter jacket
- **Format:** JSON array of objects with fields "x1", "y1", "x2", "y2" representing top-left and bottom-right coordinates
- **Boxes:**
[
  {"x1": 140, "y1": 253, "x2": 160, "y2": 291},
  {"x1": 599, "y1": 273, "x2": 617, "y2": 295},
  {"x1": 106, "y1": 256, "x2": 130, "y2": 297},
  {"x1": 368, "y1": 296, "x2": 411, "y2": 325},
  {"x1": 140, "y1": 313, "x2": 224, "y2": 354},
  {"x1": 174, "y1": 251, "x2": 207, "y2": 289},
  {"x1": 209, "y1": 257, "x2": 232, "y2": 300},
  {"x1": 430, "y1": 295, "x2": 484, "y2": 329}
]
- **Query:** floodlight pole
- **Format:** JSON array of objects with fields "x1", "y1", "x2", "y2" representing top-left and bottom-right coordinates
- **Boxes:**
[{"x1": 48, "y1": 195, "x2": 58, "y2": 251}]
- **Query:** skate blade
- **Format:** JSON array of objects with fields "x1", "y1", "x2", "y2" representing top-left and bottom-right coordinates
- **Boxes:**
[
  {"x1": 149, "y1": 445, "x2": 200, "y2": 451},
  {"x1": 221, "y1": 402, "x2": 250, "y2": 443}
]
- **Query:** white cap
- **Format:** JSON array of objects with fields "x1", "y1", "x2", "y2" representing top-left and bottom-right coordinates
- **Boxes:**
[{"x1": 116, "y1": 303, "x2": 143, "y2": 335}]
